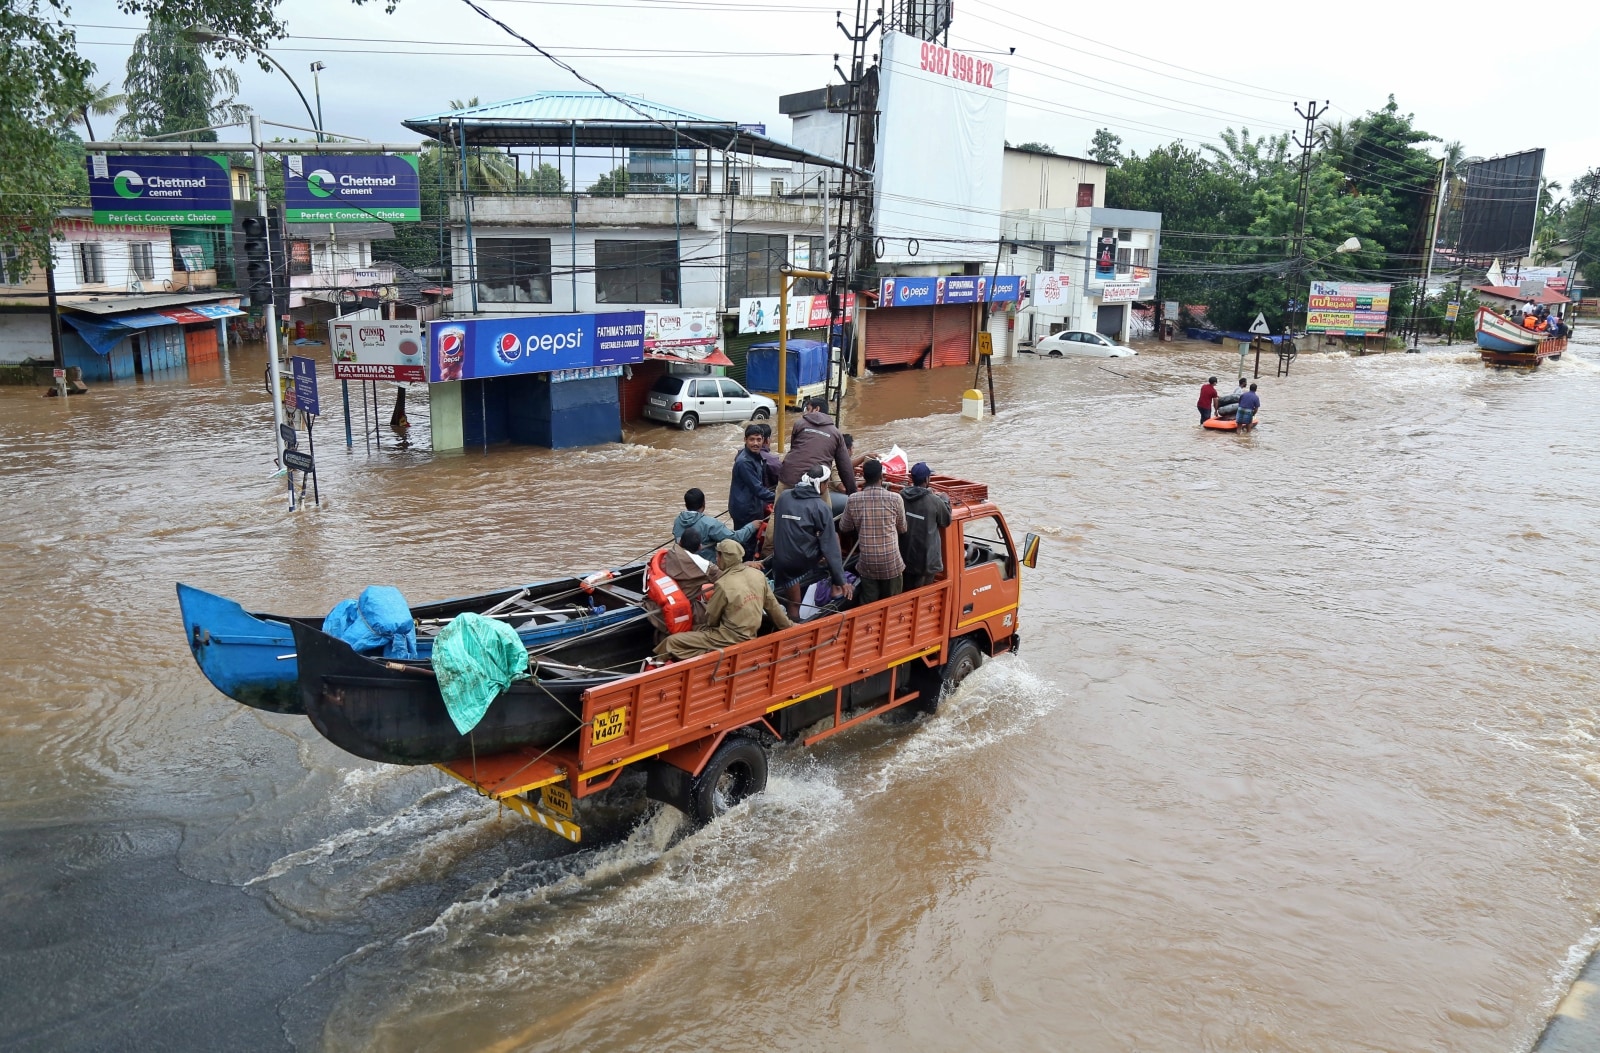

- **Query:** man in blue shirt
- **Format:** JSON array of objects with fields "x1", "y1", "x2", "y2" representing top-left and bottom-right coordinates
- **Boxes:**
[{"x1": 1237, "y1": 382, "x2": 1261, "y2": 430}]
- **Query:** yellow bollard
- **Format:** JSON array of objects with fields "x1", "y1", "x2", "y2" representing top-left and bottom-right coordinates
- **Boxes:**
[{"x1": 961, "y1": 388, "x2": 985, "y2": 419}]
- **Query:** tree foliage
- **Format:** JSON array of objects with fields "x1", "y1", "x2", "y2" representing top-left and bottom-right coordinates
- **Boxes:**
[
  {"x1": 117, "y1": 17, "x2": 248, "y2": 140},
  {"x1": 1012, "y1": 141, "x2": 1053, "y2": 154},
  {"x1": 1089, "y1": 128, "x2": 1123, "y2": 166}
]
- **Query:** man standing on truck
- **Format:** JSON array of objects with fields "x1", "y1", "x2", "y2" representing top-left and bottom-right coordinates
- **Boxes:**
[
  {"x1": 839, "y1": 458, "x2": 907, "y2": 604},
  {"x1": 729, "y1": 425, "x2": 775, "y2": 530},
  {"x1": 673, "y1": 488, "x2": 757, "y2": 562},
  {"x1": 656, "y1": 539, "x2": 794, "y2": 661},
  {"x1": 779, "y1": 396, "x2": 856, "y2": 496},
  {"x1": 768, "y1": 464, "x2": 851, "y2": 619},
  {"x1": 900, "y1": 462, "x2": 952, "y2": 589}
]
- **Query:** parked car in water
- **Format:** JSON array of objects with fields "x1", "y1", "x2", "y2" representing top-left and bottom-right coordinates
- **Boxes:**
[
  {"x1": 1032, "y1": 331, "x2": 1138, "y2": 358},
  {"x1": 643, "y1": 374, "x2": 775, "y2": 431}
]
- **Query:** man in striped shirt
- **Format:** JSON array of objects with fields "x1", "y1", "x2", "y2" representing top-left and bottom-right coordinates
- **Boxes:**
[{"x1": 839, "y1": 458, "x2": 907, "y2": 605}]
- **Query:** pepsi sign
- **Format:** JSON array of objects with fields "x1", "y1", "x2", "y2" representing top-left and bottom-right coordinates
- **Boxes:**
[
  {"x1": 877, "y1": 275, "x2": 1024, "y2": 308},
  {"x1": 426, "y1": 312, "x2": 644, "y2": 382}
]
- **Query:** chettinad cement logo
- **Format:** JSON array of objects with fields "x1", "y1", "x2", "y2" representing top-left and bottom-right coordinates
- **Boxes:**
[
  {"x1": 113, "y1": 170, "x2": 144, "y2": 199},
  {"x1": 307, "y1": 170, "x2": 337, "y2": 198}
]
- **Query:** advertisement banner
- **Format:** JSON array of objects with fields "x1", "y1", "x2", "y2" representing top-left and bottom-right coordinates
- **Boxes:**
[
  {"x1": 738, "y1": 293, "x2": 857, "y2": 334},
  {"x1": 644, "y1": 308, "x2": 719, "y2": 353},
  {"x1": 87, "y1": 154, "x2": 232, "y2": 224},
  {"x1": 941, "y1": 276, "x2": 983, "y2": 304},
  {"x1": 878, "y1": 276, "x2": 937, "y2": 307},
  {"x1": 1095, "y1": 236, "x2": 1118, "y2": 280},
  {"x1": 427, "y1": 312, "x2": 644, "y2": 382},
  {"x1": 1306, "y1": 281, "x2": 1391, "y2": 335},
  {"x1": 988, "y1": 275, "x2": 1022, "y2": 303},
  {"x1": 1100, "y1": 283, "x2": 1142, "y2": 304},
  {"x1": 1032, "y1": 272, "x2": 1071, "y2": 307},
  {"x1": 332, "y1": 319, "x2": 427, "y2": 381},
  {"x1": 284, "y1": 154, "x2": 422, "y2": 222}
]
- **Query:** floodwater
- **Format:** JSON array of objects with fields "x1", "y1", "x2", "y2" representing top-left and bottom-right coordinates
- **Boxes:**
[{"x1": 4, "y1": 331, "x2": 1600, "y2": 1052}]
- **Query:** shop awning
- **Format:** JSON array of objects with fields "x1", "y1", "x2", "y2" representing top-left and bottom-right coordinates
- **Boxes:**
[
  {"x1": 59, "y1": 312, "x2": 176, "y2": 355},
  {"x1": 159, "y1": 308, "x2": 216, "y2": 324},
  {"x1": 646, "y1": 349, "x2": 734, "y2": 368},
  {"x1": 115, "y1": 311, "x2": 184, "y2": 329}
]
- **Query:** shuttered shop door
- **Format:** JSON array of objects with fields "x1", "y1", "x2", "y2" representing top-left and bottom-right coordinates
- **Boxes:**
[
  {"x1": 619, "y1": 360, "x2": 668, "y2": 422},
  {"x1": 183, "y1": 323, "x2": 218, "y2": 363},
  {"x1": 864, "y1": 308, "x2": 933, "y2": 369},
  {"x1": 931, "y1": 305, "x2": 975, "y2": 368}
]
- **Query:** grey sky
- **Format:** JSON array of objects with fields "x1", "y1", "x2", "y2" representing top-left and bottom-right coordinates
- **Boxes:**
[{"x1": 68, "y1": 0, "x2": 1597, "y2": 189}]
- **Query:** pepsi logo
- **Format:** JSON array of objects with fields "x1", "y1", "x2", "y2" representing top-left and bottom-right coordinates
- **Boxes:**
[{"x1": 494, "y1": 332, "x2": 523, "y2": 363}]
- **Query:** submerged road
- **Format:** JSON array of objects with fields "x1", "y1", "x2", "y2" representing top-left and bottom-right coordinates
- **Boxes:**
[{"x1": 3, "y1": 334, "x2": 1600, "y2": 1051}]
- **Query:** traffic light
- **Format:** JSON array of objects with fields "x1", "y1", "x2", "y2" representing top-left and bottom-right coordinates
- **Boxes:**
[{"x1": 231, "y1": 205, "x2": 286, "y2": 310}]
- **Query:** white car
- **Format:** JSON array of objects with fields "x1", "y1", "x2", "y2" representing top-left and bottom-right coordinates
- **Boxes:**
[
  {"x1": 642, "y1": 374, "x2": 776, "y2": 431},
  {"x1": 1034, "y1": 331, "x2": 1138, "y2": 358}
]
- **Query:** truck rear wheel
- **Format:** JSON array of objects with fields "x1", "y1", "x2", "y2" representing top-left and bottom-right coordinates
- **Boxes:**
[{"x1": 688, "y1": 735, "x2": 768, "y2": 826}]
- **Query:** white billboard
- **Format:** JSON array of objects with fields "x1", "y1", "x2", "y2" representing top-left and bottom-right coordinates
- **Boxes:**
[
  {"x1": 873, "y1": 32, "x2": 1009, "y2": 266},
  {"x1": 331, "y1": 319, "x2": 426, "y2": 382}
]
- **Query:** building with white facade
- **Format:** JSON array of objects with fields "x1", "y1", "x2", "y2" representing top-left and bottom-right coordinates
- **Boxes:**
[{"x1": 1002, "y1": 206, "x2": 1162, "y2": 347}]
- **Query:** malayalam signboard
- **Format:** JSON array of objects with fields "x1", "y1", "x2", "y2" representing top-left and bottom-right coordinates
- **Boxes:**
[
  {"x1": 332, "y1": 319, "x2": 426, "y2": 382},
  {"x1": 283, "y1": 154, "x2": 422, "y2": 222},
  {"x1": 644, "y1": 308, "x2": 720, "y2": 355},
  {"x1": 1306, "y1": 281, "x2": 1391, "y2": 335},
  {"x1": 737, "y1": 293, "x2": 857, "y2": 334},
  {"x1": 427, "y1": 312, "x2": 644, "y2": 382},
  {"x1": 1032, "y1": 272, "x2": 1071, "y2": 307},
  {"x1": 1100, "y1": 283, "x2": 1143, "y2": 305},
  {"x1": 87, "y1": 154, "x2": 231, "y2": 224}
]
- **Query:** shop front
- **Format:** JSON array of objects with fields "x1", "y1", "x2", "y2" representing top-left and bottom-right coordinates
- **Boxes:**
[{"x1": 865, "y1": 275, "x2": 1021, "y2": 371}]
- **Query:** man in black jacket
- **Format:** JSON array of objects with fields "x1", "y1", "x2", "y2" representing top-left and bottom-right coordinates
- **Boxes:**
[
  {"x1": 899, "y1": 462, "x2": 952, "y2": 589},
  {"x1": 766, "y1": 464, "x2": 851, "y2": 619},
  {"x1": 728, "y1": 424, "x2": 775, "y2": 529}
]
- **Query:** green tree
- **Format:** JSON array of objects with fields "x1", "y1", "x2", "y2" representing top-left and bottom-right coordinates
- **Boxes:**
[
  {"x1": 1089, "y1": 128, "x2": 1123, "y2": 166},
  {"x1": 521, "y1": 162, "x2": 566, "y2": 195},
  {"x1": 1012, "y1": 141, "x2": 1053, "y2": 154},
  {"x1": 1324, "y1": 96, "x2": 1438, "y2": 265},
  {"x1": 78, "y1": 80, "x2": 125, "y2": 141},
  {"x1": 587, "y1": 166, "x2": 630, "y2": 197},
  {"x1": 117, "y1": 17, "x2": 248, "y2": 140}
]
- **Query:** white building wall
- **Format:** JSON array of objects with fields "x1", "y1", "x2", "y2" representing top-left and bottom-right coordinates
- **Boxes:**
[{"x1": 47, "y1": 223, "x2": 175, "y2": 295}]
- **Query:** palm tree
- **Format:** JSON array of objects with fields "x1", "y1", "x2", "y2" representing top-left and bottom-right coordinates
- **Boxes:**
[
  {"x1": 443, "y1": 97, "x2": 518, "y2": 192},
  {"x1": 80, "y1": 80, "x2": 125, "y2": 141}
]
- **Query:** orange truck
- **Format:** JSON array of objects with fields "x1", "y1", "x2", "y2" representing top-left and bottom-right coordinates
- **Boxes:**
[{"x1": 435, "y1": 473, "x2": 1037, "y2": 841}]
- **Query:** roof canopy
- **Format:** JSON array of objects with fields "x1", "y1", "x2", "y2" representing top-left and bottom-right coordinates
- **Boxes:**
[{"x1": 404, "y1": 91, "x2": 846, "y2": 168}]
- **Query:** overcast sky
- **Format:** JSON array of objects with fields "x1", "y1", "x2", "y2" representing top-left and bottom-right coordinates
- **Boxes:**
[{"x1": 67, "y1": 0, "x2": 1599, "y2": 190}]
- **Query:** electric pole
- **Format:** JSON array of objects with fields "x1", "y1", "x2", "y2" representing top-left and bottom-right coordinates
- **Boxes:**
[{"x1": 1289, "y1": 100, "x2": 1329, "y2": 333}]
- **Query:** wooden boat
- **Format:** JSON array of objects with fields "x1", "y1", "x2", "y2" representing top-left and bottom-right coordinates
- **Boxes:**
[
  {"x1": 1476, "y1": 307, "x2": 1567, "y2": 367},
  {"x1": 288, "y1": 578, "x2": 657, "y2": 765},
  {"x1": 178, "y1": 570, "x2": 645, "y2": 715}
]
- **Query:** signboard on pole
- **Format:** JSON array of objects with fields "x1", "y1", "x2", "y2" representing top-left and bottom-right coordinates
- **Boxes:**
[
  {"x1": 1444, "y1": 302, "x2": 1461, "y2": 323},
  {"x1": 427, "y1": 312, "x2": 644, "y2": 382},
  {"x1": 87, "y1": 154, "x2": 232, "y2": 224},
  {"x1": 283, "y1": 154, "x2": 422, "y2": 222},
  {"x1": 1249, "y1": 313, "x2": 1271, "y2": 335},
  {"x1": 1100, "y1": 283, "x2": 1142, "y2": 305},
  {"x1": 1306, "y1": 281, "x2": 1391, "y2": 335},
  {"x1": 332, "y1": 319, "x2": 427, "y2": 381},
  {"x1": 290, "y1": 356, "x2": 320, "y2": 415}
]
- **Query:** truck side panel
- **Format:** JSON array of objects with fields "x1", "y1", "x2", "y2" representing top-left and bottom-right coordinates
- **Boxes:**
[{"x1": 576, "y1": 585, "x2": 951, "y2": 780}]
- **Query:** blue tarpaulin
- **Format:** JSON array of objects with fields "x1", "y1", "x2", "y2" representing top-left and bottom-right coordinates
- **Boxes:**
[
  {"x1": 61, "y1": 312, "x2": 180, "y2": 356},
  {"x1": 746, "y1": 339, "x2": 829, "y2": 394},
  {"x1": 321, "y1": 586, "x2": 419, "y2": 659}
]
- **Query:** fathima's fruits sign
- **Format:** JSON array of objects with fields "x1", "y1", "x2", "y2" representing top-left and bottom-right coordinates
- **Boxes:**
[
  {"x1": 86, "y1": 155, "x2": 232, "y2": 224},
  {"x1": 283, "y1": 155, "x2": 422, "y2": 222}
]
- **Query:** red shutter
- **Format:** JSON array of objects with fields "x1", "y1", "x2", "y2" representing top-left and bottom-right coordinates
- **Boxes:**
[
  {"x1": 619, "y1": 360, "x2": 668, "y2": 421},
  {"x1": 931, "y1": 305, "x2": 974, "y2": 367},
  {"x1": 864, "y1": 307, "x2": 934, "y2": 369},
  {"x1": 183, "y1": 324, "x2": 218, "y2": 363}
]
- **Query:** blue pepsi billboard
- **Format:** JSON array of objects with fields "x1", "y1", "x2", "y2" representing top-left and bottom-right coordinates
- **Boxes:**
[
  {"x1": 428, "y1": 312, "x2": 645, "y2": 382},
  {"x1": 878, "y1": 275, "x2": 1023, "y2": 307},
  {"x1": 284, "y1": 154, "x2": 421, "y2": 222},
  {"x1": 87, "y1": 155, "x2": 232, "y2": 224}
]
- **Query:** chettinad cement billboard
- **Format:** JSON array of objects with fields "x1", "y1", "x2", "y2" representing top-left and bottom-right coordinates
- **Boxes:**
[
  {"x1": 873, "y1": 31, "x2": 1009, "y2": 265},
  {"x1": 87, "y1": 154, "x2": 232, "y2": 224},
  {"x1": 283, "y1": 154, "x2": 421, "y2": 222}
]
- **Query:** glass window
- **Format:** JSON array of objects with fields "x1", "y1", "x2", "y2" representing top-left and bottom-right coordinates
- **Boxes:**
[
  {"x1": 595, "y1": 239, "x2": 678, "y2": 304},
  {"x1": 650, "y1": 374, "x2": 684, "y2": 395},
  {"x1": 1133, "y1": 247, "x2": 1150, "y2": 268},
  {"x1": 692, "y1": 378, "x2": 721, "y2": 397},
  {"x1": 727, "y1": 233, "x2": 787, "y2": 299},
  {"x1": 75, "y1": 243, "x2": 104, "y2": 284},
  {"x1": 794, "y1": 235, "x2": 827, "y2": 294},
  {"x1": 129, "y1": 242, "x2": 155, "y2": 280},
  {"x1": 1117, "y1": 228, "x2": 1132, "y2": 241},
  {"x1": 1041, "y1": 244, "x2": 1055, "y2": 271},
  {"x1": 718, "y1": 379, "x2": 748, "y2": 398},
  {"x1": 962, "y1": 515, "x2": 1015, "y2": 579},
  {"x1": 477, "y1": 238, "x2": 552, "y2": 304},
  {"x1": 1115, "y1": 247, "x2": 1132, "y2": 268}
]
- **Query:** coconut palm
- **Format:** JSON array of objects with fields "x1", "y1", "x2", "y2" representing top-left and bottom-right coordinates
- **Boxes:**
[
  {"x1": 79, "y1": 80, "x2": 125, "y2": 141},
  {"x1": 443, "y1": 97, "x2": 518, "y2": 192}
]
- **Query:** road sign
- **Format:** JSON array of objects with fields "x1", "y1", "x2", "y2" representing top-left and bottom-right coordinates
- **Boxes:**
[
  {"x1": 290, "y1": 356, "x2": 320, "y2": 415},
  {"x1": 52, "y1": 368, "x2": 65, "y2": 379},
  {"x1": 283, "y1": 449, "x2": 314, "y2": 472},
  {"x1": 1249, "y1": 313, "x2": 1271, "y2": 335},
  {"x1": 977, "y1": 332, "x2": 994, "y2": 357},
  {"x1": 1444, "y1": 302, "x2": 1461, "y2": 323}
]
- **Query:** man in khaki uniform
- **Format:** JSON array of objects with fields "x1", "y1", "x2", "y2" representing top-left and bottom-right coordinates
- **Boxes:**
[{"x1": 655, "y1": 540, "x2": 794, "y2": 661}]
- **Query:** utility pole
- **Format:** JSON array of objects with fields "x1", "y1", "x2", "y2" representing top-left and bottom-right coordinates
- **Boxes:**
[
  {"x1": 1289, "y1": 100, "x2": 1329, "y2": 334},
  {"x1": 252, "y1": 113, "x2": 290, "y2": 494},
  {"x1": 1409, "y1": 156, "x2": 1447, "y2": 350},
  {"x1": 309, "y1": 62, "x2": 326, "y2": 144}
]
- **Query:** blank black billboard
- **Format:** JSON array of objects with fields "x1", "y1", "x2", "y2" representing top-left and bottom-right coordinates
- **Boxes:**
[{"x1": 1457, "y1": 149, "x2": 1544, "y2": 258}]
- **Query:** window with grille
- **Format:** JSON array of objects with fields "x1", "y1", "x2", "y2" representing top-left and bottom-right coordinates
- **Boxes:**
[
  {"x1": 1042, "y1": 244, "x2": 1056, "y2": 271},
  {"x1": 727, "y1": 233, "x2": 787, "y2": 299},
  {"x1": 1117, "y1": 228, "x2": 1132, "y2": 241},
  {"x1": 477, "y1": 237, "x2": 552, "y2": 304},
  {"x1": 595, "y1": 240, "x2": 678, "y2": 304},
  {"x1": 129, "y1": 242, "x2": 155, "y2": 280},
  {"x1": 1115, "y1": 247, "x2": 1132, "y2": 268},
  {"x1": 1133, "y1": 248, "x2": 1149, "y2": 268},
  {"x1": 75, "y1": 243, "x2": 104, "y2": 284},
  {"x1": 794, "y1": 235, "x2": 827, "y2": 294},
  {"x1": 769, "y1": 179, "x2": 785, "y2": 197}
]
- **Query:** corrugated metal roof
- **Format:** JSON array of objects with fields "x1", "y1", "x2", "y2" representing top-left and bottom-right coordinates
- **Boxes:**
[
  {"x1": 286, "y1": 221, "x2": 395, "y2": 241},
  {"x1": 409, "y1": 92, "x2": 721, "y2": 125}
]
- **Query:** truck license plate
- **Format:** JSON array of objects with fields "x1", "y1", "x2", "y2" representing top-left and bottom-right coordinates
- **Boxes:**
[
  {"x1": 540, "y1": 783, "x2": 575, "y2": 821},
  {"x1": 591, "y1": 705, "x2": 628, "y2": 747}
]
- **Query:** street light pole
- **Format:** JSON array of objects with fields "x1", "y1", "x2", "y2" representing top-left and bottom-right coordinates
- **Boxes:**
[
  {"x1": 309, "y1": 62, "x2": 326, "y2": 144},
  {"x1": 252, "y1": 111, "x2": 289, "y2": 500},
  {"x1": 184, "y1": 25, "x2": 321, "y2": 137}
]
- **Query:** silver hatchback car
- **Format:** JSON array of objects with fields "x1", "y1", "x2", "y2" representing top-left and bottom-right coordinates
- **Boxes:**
[{"x1": 643, "y1": 374, "x2": 776, "y2": 431}]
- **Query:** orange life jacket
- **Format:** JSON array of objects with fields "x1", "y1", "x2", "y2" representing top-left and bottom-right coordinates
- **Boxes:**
[{"x1": 646, "y1": 549, "x2": 694, "y2": 634}]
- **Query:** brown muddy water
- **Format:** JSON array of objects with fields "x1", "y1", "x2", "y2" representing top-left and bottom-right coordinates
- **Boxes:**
[{"x1": 3, "y1": 334, "x2": 1600, "y2": 1052}]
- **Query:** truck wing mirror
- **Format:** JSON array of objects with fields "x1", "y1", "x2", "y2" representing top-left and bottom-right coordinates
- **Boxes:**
[{"x1": 1021, "y1": 532, "x2": 1041, "y2": 569}]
